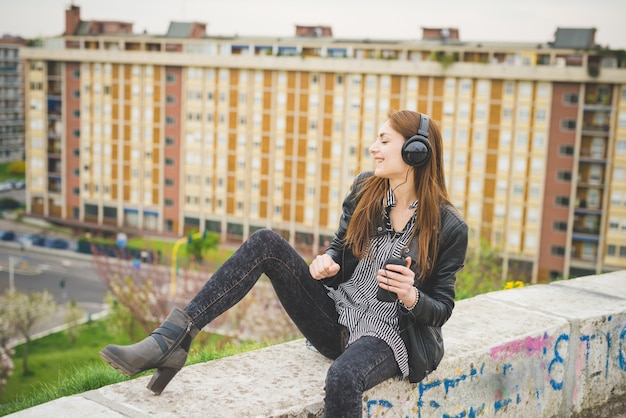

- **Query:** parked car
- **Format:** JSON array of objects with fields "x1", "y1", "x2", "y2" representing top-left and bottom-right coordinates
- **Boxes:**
[
  {"x1": 45, "y1": 238, "x2": 69, "y2": 250},
  {"x1": 0, "y1": 181, "x2": 13, "y2": 192},
  {"x1": 12, "y1": 180, "x2": 25, "y2": 189},
  {"x1": 0, "y1": 230, "x2": 16, "y2": 241},
  {"x1": 29, "y1": 235, "x2": 47, "y2": 246}
]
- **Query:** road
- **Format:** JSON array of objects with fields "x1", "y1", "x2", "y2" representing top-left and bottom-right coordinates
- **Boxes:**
[
  {"x1": 0, "y1": 248, "x2": 106, "y2": 307},
  {"x1": 0, "y1": 244, "x2": 109, "y2": 344}
]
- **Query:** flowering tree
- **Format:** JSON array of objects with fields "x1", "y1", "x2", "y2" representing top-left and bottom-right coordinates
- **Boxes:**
[
  {"x1": 91, "y1": 245, "x2": 300, "y2": 344},
  {"x1": 0, "y1": 310, "x2": 14, "y2": 399},
  {"x1": 0, "y1": 289, "x2": 57, "y2": 375}
]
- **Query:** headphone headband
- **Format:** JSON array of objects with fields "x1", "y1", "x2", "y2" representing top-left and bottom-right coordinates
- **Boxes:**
[{"x1": 417, "y1": 115, "x2": 429, "y2": 138}]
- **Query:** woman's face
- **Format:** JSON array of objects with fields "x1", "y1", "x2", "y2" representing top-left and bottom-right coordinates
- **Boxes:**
[{"x1": 369, "y1": 119, "x2": 409, "y2": 180}]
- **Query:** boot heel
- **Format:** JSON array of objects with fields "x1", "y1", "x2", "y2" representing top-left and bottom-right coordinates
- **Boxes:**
[{"x1": 147, "y1": 367, "x2": 179, "y2": 395}]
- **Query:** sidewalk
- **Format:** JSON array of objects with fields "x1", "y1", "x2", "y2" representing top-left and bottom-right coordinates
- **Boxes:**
[{"x1": 0, "y1": 216, "x2": 75, "y2": 241}]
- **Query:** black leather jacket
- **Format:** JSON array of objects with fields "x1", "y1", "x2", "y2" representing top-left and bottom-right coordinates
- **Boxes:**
[{"x1": 322, "y1": 171, "x2": 468, "y2": 381}]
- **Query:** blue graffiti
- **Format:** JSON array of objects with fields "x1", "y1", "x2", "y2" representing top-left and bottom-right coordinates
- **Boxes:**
[
  {"x1": 417, "y1": 379, "x2": 442, "y2": 407},
  {"x1": 366, "y1": 399, "x2": 393, "y2": 417},
  {"x1": 579, "y1": 334, "x2": 595, "y2": 362},
  {"x1": 494, "y1": 397, "x2": 512, "y2": 412},
  {"x1": 607, "y1": 329, "x2": 612, "y2": 378},
  {"x1": 503, "y1": 363, "x2": 513, "y2": 376},
  {"x1": 548, "y1": 333, "x2": 569, "y2": 390},
  {"x1": 617, "y1": 325, "x2": 626, "y2": 371},
  {"x1": 373, "y1": 322, "x2": 626, "y2": 417},
  {"x1": 444, "y1": 373, "x2": 467, "y2": 393}
]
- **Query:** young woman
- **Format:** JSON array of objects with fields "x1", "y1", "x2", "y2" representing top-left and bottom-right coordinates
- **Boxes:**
[{"x1": 100, "y1": 110, "x2": 468, "y2": 417}]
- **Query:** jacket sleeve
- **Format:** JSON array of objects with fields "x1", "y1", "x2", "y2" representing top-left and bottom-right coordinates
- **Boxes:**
[
  {"x1": 401, "y1": 207, "x2": 468, "y2": 327},
  {"x1": 321, "y1": 171, "x2": 372, "y2": 288}
]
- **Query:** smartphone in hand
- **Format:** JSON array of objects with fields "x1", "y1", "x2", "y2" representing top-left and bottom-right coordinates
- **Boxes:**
[{"x1": 376, "y1": 257, "x2": 405, "y2": 302}]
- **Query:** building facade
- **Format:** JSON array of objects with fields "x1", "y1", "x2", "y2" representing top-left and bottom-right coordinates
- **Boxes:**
[
  {"x1": 20, "y1": 6, "x2": 626, "y2": 283},
  {"x1": 0, "y1": 35, "x2": 27, "y2": 163}
]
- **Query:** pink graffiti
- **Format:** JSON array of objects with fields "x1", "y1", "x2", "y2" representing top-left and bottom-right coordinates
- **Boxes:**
[{"x1": 490, "y1": 333, "x2": 553, "y2": 361}]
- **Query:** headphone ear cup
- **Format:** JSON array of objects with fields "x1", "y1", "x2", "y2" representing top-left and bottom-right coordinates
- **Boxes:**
[{"x1": 402, "y1": 135, "x2": 431, "y2": 167}]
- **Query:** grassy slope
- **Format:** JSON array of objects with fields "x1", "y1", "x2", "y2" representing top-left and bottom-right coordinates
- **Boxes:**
[{"x1": 0, "y1": 317, "x2": 265, "y2": 416}]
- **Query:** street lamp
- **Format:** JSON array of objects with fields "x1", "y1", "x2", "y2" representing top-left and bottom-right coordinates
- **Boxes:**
[
  {"x1": 170, "y1": 231, "x2": 204, "y2": 297},
  {"x1": 8, "y1": 256, "x2": 15, "y2": 290}
]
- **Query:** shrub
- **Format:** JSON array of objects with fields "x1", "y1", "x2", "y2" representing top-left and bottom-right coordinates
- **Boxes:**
[{"x1": 6, "y1": 161, "x2": 25, "y2": 176}]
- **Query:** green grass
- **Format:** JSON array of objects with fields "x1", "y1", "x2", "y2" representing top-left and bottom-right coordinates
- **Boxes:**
[
  {"x1": 0, "y1": 318, "x2": 135, "y2": 406},
  {"x1": 0, "y1": 162, "x2": 24, "y2": 183},
  {"x1": 0, "y1": 317, "x2": 269, "y2": 416}
]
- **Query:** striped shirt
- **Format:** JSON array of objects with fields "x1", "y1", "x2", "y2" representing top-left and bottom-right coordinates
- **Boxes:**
[{"x1": 327, "y1": 187, "x2": 418, "y2": 377}]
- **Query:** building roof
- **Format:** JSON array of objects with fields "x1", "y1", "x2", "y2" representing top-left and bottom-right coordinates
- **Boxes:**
[
  {"x1": 552, "y1": 27, "x2": 597, "y2": 49},
  {"x1": 166, "y1": 22, "x2": 195, "y2": 38}
]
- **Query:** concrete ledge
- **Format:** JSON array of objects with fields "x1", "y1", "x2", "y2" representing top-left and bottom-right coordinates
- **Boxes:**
[{"x1": 8, "y1": 271, "x2": 626, "y2": 417}]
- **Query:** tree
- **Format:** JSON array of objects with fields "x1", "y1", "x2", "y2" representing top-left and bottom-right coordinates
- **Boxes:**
[
  {"x1": 455, "y1": 240, "x2": 508, "y2": 300},
  {"x1": 92, "y1": 243, "x2": 300, "y2": 345},
  {"x1": 186, "y1": 231, "x2": 220, "y2": 264},
  {"x1": 0, "y1": 289, "x2": 57, "y2": 375},
  {"x1": 0, "y1": 307, "x2": 14, "y2": 399}
]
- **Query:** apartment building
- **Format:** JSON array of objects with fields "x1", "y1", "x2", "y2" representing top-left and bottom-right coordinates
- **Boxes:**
[
  {"x1": 20, "y1": 6, "x2": 626, "y2": 283},
  {"x1": 0, "y1": 35, "x2": 27, "y2": 162}
]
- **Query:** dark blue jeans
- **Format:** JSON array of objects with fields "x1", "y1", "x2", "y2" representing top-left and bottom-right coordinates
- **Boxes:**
[{"x1": 184, "y1": 229, "x2": 400, "y2": 417}]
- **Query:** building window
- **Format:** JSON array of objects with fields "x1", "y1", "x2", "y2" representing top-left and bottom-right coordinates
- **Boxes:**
[
  {"x1": 620, "y1": 246, "x2": 626, "y2": 258},
  {"x1": 557, "y1": 170, "x2": 572, "y2": 181},
  {"x1": 559, "y1": 145, "x2": 575, "y2": 156},
  {"x1": 561, "y1": 119, "x2": 576, "y2": 130},
  {"x1": 607, "y1": 244, "x2": 616, "y2": 257},
  {"x1": 563, "y1": 92, "x2": 579, "y2": 105},
  {"x1": 553, "y1": 221, "x2": 567, "y2": 231},
  {"x1": 551, "y1": 246, "x2": 565, "y2": 256},
  {"x1": 164, "y1": 199, "x2": 174, "y2": 206},
  {"x1": 166, "y1": 73, "x2": 176, "y2": 83},
  {"x1": 165, "y1": 137, "x2": 175, "y2": 146},
  {"x1": 166, "y1": 116, "x2": 175, "y2": 125},
  {"x1": 555, "y1": 196, "x2": 570, "y2": 206},
  {"x1": 535, "y1": 109, "x2": 546, "y2": 122},
  {"x1": 165, "y1": 158, "x2": 174, "y2": 166}
]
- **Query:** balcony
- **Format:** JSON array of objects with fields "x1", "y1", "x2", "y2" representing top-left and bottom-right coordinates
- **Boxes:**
[
  {"x1": 47, "y1": 80, "x2": 62, "y2": 96},
  {"x1": 47, "y1": 177, "x2": 62, "y2": 193},
  {"x1": 570, "y1": 240, "x2": 598, "y2": 263},
  {"x1": 47, "y1": 98, "x2": 62, "y2": 116}
]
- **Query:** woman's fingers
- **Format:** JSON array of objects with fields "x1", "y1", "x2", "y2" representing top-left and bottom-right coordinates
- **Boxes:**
[{"x1": 309, "y1": 254, "x2": 340, "y2": 279}]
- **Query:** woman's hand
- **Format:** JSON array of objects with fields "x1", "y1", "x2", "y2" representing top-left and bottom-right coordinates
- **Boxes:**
[
  {"x1": 376, "y1": 257, "x2": 417, "y2": 306},
  {"x1": 309, "y1": 254, "x2": 341, "y2": 280}
]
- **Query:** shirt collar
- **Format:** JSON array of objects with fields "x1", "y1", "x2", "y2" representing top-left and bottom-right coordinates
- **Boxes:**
[{"x1": 384, "y1": 188, "x2": 418, "y2": 211}]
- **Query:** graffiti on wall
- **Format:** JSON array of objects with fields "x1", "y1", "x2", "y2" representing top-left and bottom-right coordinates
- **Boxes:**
[{"x1": 366, "y1": 317, "x2": 626, "y2": 417}]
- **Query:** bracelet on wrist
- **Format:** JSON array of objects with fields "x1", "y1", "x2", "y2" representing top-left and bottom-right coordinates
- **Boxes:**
[{"x1": 400, "y1": 287, "x2": 419, "y2": 311}]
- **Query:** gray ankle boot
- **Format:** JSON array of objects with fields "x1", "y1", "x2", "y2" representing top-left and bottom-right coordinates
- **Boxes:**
[{"x1": 99, "y1": 307, "x2": 200, "y2": 394}]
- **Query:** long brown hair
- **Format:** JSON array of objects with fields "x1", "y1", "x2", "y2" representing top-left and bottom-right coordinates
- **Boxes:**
[{"x1": 345, "y1": 110, "x2": 452, "y2": 280}]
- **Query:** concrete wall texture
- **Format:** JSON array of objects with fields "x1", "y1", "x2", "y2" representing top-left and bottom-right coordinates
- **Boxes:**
[{"x1": 9, "y1": 271, "x2": 626, "y2": 418}]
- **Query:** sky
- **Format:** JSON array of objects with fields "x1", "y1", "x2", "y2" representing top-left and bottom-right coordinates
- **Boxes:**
[{"x1": 1, "y1": 0, "x2": 625, "y2": 49}]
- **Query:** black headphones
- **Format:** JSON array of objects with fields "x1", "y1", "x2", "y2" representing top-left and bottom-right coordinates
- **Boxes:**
[{"x1": 401, "y1": 114, "x2": 431, "y2": 167}]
